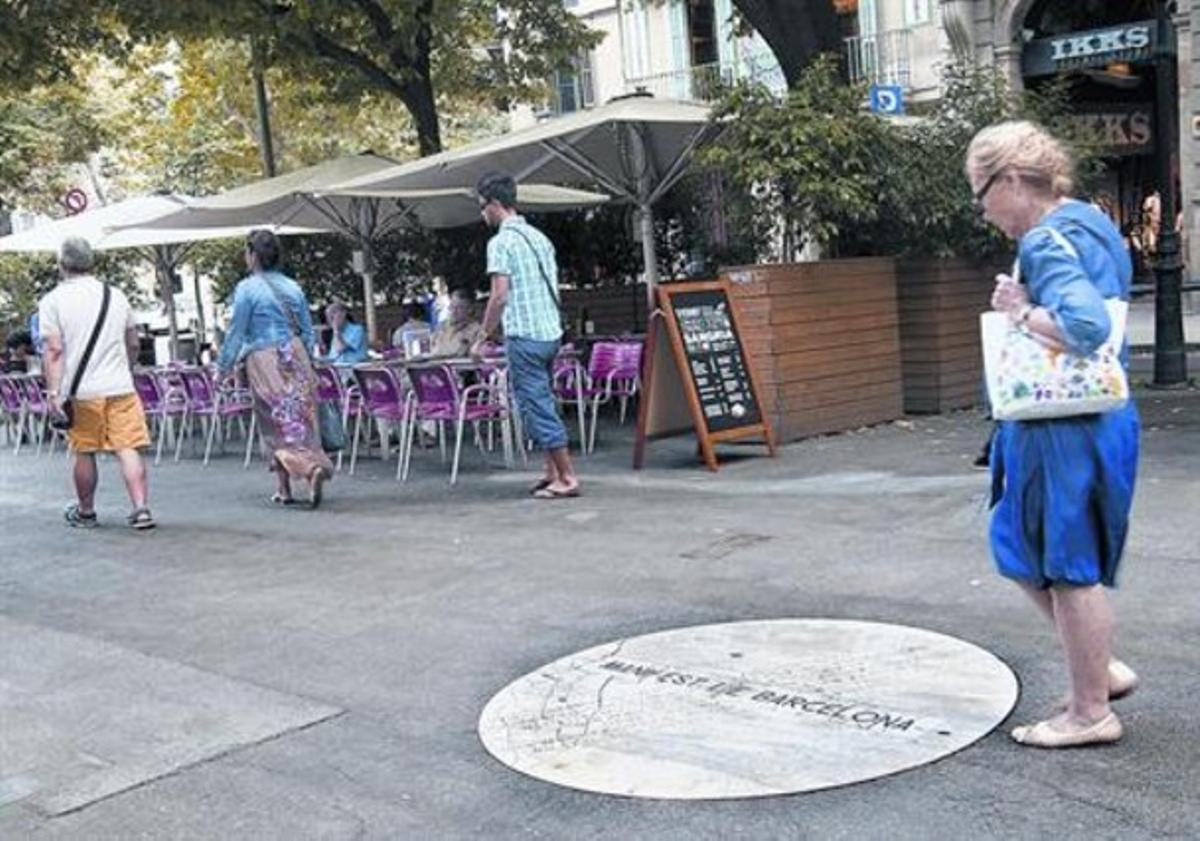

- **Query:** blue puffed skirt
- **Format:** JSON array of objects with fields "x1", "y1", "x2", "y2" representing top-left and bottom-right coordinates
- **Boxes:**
[{"x1": 988, "y1": 402, "x2": 1139, "y2": 588}]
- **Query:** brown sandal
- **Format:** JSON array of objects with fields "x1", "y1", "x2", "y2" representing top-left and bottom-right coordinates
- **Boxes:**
[{"x1": 307, "y1": 467, "x2": 330, "y2": 509}]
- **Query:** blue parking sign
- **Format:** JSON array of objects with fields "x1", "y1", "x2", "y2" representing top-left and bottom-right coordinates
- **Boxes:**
[{"x1": 869, "y1": 84, "x2": 904, "y2": 116}]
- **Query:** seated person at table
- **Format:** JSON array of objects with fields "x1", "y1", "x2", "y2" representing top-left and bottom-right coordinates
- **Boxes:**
[
  {"x1": 431, "y1": 288, "x2": 485, "y2": 357},
  {"x1": 4, "y1": 330, "x2": 38, "y2": 373},
  {"x1": 318, "y1": 302, "x2": 368, "y2": 365},
  {"x1": 390, "y1": 302, "x2": 431, "y2": 353}
]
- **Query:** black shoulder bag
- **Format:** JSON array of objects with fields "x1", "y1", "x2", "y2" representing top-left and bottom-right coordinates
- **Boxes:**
[{"x1": 51, "y1": 284, "x2": 111, "y2": 430}]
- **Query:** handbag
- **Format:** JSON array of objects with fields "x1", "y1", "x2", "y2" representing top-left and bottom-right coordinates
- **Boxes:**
[
  {"x1": 261, "y1": 276, "x2": 348, "y2": 453},
  {"x1": 50, "y1": 283, "x2": 111, "y2": 431},
  {"x1": 980, "y1": 227, "x2": 1130, "y2": 422}
]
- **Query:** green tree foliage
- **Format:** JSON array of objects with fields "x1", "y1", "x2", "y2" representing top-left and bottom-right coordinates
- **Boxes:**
[
  {"x1": 108, "y1": 0, "x2": 603, "y2": 155},
  {"x1": 0, "y1": 74, "x2": 110, "y2": 213},
  {"x1": 706, "y1": 57, "x2": 1103, "y2": 263},
  {"x1": 0, "y1": 251, "x2": 142, "y2": 332},
  {"x1": 839, "y1": 61, "x2": 1103, "y2": 260},
  {"x1": 702, "y1": 55, "x2": 894, "y2": 261}
]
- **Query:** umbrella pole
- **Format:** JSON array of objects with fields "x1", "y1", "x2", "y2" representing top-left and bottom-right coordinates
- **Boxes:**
[
  {"x1": 355, "y1": 237, "x2": 378, "y2": 347},
  {"x1": 639, "y1": 202, "x2": 659, "y2": 312}
]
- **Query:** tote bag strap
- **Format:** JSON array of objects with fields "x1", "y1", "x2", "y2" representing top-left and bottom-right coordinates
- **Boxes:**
[{"x1": 1012, "y1": 226, "x2": 1079, "y2": 285}]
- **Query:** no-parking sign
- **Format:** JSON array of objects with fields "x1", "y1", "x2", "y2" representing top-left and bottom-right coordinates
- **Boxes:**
[
  {"x1": 869, "y1": 84, "x2": 905, "y2": 116},
  {"x1": 63, "y1": 188, "x2": 88, "y2": 215}
]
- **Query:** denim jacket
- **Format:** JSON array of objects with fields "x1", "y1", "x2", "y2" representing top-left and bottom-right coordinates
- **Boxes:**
[{"x1": 217, "y1": 272, "x2": 315, "y2": 373}]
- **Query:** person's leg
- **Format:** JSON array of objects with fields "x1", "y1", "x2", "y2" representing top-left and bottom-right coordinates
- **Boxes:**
[
  {"x1": 548, "y1": 446, "x2": 577, "y2": 490},
  {"x1": 113, "y1": 448, "x2": 149, "y2": 509},
  {"x1": 73, "y1": 453, "x2": 99, "y2": 513},
  {"x1": 1018, "y1": 574, "x2": 1136, "y2": 707},
  {"x1": 508, "y1": 339, "x2": 577, "y2": 495},
  {"x1": 274, "y1": 459, "x2": 293, "y2": 500},
  {"x1": 1016, "y1": 581, "x2": 1055, "y2": 621},
  {"x1": 1051, "y1": 584, "x2": 1114, "y2": 724}
]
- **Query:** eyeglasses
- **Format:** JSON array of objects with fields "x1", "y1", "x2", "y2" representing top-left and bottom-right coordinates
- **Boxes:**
[{"x1": 972, "y1": 171, "x2": 1002, "y2": 210}]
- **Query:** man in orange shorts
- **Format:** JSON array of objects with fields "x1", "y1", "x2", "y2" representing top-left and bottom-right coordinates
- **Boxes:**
[{"x1": 39, "y1": 236, "x2": 155, "y2": 530}]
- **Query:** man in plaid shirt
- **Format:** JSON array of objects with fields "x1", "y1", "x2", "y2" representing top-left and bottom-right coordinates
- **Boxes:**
[{"x1": 472, "y1": 172, "x2": 581, "y2": 499}]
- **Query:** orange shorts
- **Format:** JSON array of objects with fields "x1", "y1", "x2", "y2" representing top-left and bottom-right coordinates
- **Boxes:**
[{"x1": 67, "y1": 393, "x2": 151, "y2": 453}]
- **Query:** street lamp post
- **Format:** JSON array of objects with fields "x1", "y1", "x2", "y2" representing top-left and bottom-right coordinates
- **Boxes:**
[{"x1": 1152, "y1": 0, "x2": 1188, "y2": 385}]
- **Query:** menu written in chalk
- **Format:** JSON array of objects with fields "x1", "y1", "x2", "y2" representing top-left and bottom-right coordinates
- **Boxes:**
[{"x1": 670, "y1": 290, "x2": 762, "y2": 433}]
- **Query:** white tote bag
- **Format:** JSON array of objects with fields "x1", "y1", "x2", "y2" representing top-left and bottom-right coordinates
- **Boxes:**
[{"x1": 980, "y1": 228, "x2": 1130, "y2": 422}]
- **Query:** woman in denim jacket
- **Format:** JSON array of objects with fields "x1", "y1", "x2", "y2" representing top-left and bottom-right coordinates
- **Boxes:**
[{"x1": 218, "y1": 230, "x2": 333, "y2": 507}]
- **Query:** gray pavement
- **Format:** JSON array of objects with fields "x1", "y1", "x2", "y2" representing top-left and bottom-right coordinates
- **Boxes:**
[{"x1": 1, "y1": 386, "x2": 1198, "y2": 840}]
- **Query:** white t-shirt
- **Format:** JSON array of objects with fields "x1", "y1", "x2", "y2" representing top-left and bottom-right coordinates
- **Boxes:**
[{"x1": 38, "y1": 275, "x2": 137, "y2": 400}]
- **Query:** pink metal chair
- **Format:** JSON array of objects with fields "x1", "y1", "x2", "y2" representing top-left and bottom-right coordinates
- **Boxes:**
[
  {"x1": 550, "y1": 353, "x2": 588, "y2": 453},
  {"x1": 176, "y1": 367, "x2": 255, "y2": 465},
  {"x1": 349, "y1": 366, "x2": 410, "y2": 476},
  {"x1": 579, "y1": 340, "x2": 644, "y2": 453},
  {"x1": 0, "y1": 375, "x2": 29, "y2": 454},
  {"x1": 16, "y1": 376, "x2": 61, "y2": 456},
  {"x1": 133, "y1": 370, "x2": 190, "y2": 465},
  {"x1": 401, "y1": 363, "x2": 512, "y2": 484}
]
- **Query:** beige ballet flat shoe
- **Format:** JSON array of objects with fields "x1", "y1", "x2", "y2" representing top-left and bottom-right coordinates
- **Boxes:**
[{"x1": 1011, "y1": 712, "x2": 1123, "y2": 748}]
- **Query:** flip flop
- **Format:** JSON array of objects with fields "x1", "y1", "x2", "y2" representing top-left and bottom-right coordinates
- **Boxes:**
[
  {"x1": 1011, "y1": 712, "x2": 1122, "y2": 748},
  {"x1": 532, "y1": 485, "x2": 581, "y2": 500},
  {"x1": 529, "y1": 477, "x2": 554, "y2": 495}
]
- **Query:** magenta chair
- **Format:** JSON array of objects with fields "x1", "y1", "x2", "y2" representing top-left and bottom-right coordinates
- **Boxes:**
[
  {"x1": 580, "y1": 340, "x2": 644, "y2": 453},
  {"x1": 401, "y1": 363, "x2": 512, "y2": 484},
  {"x1": 0, "y1": 376, "x2": 29, "y2": 454},
  {"x1": 16, "y1": 376, "x2": 61, "y2": 456},
  {"x1": 349, "y1": 366, "x2": 410, "y2": 476},
  {"x1": 176, "y1": 367, "x2": 255, "y2": 465},
  {"x1": 550, "y1": 354, "x2": 588, "y2": 454},
  {"x1": 133, "y1": 370, "x2": 190, "y2": 465}
]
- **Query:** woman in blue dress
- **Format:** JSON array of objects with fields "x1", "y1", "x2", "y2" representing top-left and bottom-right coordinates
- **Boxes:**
[{"x1": 966, "y1": 121, "x2": 1139, "y2": 748}]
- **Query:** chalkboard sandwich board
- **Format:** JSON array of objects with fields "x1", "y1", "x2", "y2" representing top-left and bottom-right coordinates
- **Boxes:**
[{"x1": 633, "y1": 279, "x2": 776, "y2": 471}]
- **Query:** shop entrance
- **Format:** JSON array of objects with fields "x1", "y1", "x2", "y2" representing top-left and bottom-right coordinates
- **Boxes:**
[{"x1": 1020, "y1": 0, "x2": 1172, "y2": 282}]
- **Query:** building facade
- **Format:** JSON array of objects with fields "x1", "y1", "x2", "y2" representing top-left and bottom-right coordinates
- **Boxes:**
[{"x1": 550, "y1": 1, "x2": 1194, "y2": 277}]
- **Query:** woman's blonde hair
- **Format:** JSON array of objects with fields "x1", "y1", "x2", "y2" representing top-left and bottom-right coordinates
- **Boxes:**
[{"x1": 965, "y1": 120, "x2": 1075, "y2": 198}]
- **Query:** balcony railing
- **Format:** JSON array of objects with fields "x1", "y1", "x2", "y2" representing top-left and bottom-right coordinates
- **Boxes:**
[
  {"x1": 624, "y1": 50, "x2": 786, "y2": 103},
  {"x1": 844, "y1": 29, "x2": 912, "y2": 87}
]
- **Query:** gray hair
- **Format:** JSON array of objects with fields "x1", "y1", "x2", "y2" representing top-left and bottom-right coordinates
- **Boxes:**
[{"x1": 58, "y1": 236, "x2": 95, "y2": 274}]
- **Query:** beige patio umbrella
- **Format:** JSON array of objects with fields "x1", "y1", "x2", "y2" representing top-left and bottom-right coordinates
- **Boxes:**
[
  {"x1": 0, "y1": 194, "x2": 319, "y2": 359},
  {"x1": 333, "y1": 95, "x2": 722, "y2": 302},
  {"x1": 123, "y1": 153, "x2": 609, "y2": 341}
]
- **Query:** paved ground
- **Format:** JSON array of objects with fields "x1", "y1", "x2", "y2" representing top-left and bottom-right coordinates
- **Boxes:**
[{"x1": 1, "y1": 382, "x2": 1198, "y2": 840}]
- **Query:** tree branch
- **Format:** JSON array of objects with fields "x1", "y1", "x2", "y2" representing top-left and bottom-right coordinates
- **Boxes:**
[{"x1": 293, "y1": 23, "x2": 408, "y2": 100}]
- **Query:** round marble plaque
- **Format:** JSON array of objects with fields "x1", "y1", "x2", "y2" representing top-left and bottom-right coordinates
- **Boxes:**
[{"x1": 479, "y1": 619, "x2": 1018, "y2": 799}]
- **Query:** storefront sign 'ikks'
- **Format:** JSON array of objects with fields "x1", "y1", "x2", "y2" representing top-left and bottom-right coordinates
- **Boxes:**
[{"x1": 1023, "y1": 20, "x2": 1155, "y2": 76}]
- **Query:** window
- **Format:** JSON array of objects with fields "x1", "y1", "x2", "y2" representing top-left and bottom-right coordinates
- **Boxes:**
[
  {"x1": 550, "y1": 55, "x2": 595, "y2": 115},
  {"x1": 904, "y1": 0, "x2": 931, "y2": 26},
  {"x1": 858, "y1": 0, "x2": 877, "y2": 37}
]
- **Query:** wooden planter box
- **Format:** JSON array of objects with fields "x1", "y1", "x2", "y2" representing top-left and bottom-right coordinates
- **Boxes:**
[
  {"x1": 721, "y1": 259, "x2": 904, "y2": 442},
  {"x1": 895, "y1": 258, "x2": 996, "y2": 414}
]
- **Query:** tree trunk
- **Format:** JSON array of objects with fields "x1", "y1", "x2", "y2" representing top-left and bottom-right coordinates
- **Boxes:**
[
  {"x1": 733, "y1": 0, "x2": 843, "y2": 88},
  {"x1": 401, "y1": 77, "x2": 442, "y2": 156}
]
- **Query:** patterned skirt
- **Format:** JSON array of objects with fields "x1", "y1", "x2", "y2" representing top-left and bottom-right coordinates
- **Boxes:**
[{"x1": 244, "y1": 339, "x2": 334, "y2": 481}]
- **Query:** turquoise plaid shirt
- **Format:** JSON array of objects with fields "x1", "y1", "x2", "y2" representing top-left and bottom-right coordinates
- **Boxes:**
[{"x1": 486, "y1": 216, "x2": 562, "y2": 342}]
